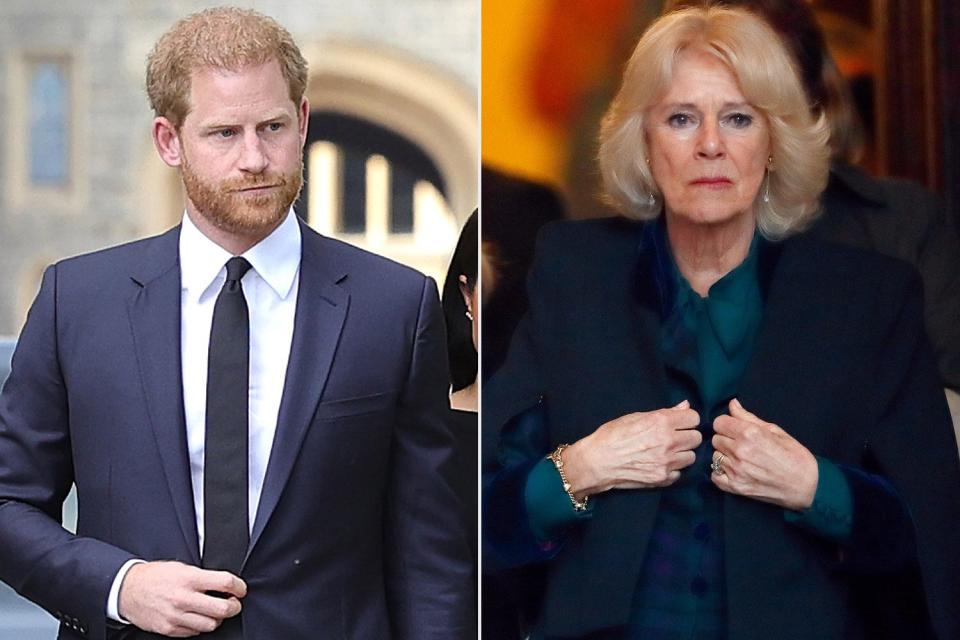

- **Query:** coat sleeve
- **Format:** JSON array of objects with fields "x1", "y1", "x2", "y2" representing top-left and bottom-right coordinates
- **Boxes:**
[
  {"x1": 383, "y1": 275, "x2": 475, "y2": 640},
  {"x1": 483, "y1": 228, "x2": 595, "y2": 570},
  {"x1": 910, "y1": 188, "x2": 960, "y2": 392},
  {"x1": 0, "y1": 265, "x2": 135, "y2": 640},
  {"x1": 856, "y1": 268, "x2": 960, "y2": 639}
]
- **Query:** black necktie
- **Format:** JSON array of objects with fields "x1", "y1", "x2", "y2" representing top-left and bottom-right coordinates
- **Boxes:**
[{"x1": 202, "y1": 256, "x2": 252, "y2": 575}]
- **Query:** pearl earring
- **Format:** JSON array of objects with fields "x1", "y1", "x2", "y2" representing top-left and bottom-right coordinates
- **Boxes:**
[{"x1": 648, "y1": 193, "x2": 656, "y2": 207}]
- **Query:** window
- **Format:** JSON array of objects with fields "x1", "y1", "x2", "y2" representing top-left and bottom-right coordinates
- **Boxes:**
[
  {"x1": 301, "y1": 111, "x2": 459, "y2": 283},
  {"x1": 27, "y1": 60, "x2": 71, "y2": 186},
  {"x1": 6, "y1": 51, "x2": 86, "y2": 211}
]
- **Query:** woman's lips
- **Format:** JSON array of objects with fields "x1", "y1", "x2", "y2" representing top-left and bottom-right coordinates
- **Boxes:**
[{"x1": 690, "y1": 177, "x2": 733, "y2": 189}]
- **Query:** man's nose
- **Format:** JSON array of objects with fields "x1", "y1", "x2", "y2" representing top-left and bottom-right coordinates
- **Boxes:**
[{"x1": 238, "y1": 132, "x2": 268, "y2": 173}]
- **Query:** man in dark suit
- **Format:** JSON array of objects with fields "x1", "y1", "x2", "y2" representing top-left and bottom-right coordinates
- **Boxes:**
[{"x1": 0, "y1": 7, "x2": 472, "y2": 639}]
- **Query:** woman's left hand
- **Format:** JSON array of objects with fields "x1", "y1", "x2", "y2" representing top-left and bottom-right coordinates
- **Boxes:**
[{"x1": 711, "y1": 398, "x2": 819, "y2": 511}]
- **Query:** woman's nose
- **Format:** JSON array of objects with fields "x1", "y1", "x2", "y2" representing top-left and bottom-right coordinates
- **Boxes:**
[{"x1": 696, "y1": 120, "x2": 725, "y2": 159}]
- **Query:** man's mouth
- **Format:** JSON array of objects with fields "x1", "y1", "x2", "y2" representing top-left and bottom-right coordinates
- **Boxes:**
[{"x1": 235, "y1": 184, "x2": 279, "y2": 193}]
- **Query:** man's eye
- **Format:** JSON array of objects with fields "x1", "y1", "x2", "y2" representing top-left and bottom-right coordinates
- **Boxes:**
[
  {"x1": 216, "y1": 129, "x2": 236, "y2": 138},
  {"x1": 267, "y1": 122, "x2": 283, "y2": 132},
  {"x1": 667, "y1": 113, "x2": 695, "y2": 128},
  {"x1": 726, "y1": 113, "x2": 753, "y2": 128}
]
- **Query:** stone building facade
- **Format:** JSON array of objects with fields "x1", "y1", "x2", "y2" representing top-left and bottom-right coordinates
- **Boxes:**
[{"x1": 0, "y1": 0, "x2": 478, "y2": 336}]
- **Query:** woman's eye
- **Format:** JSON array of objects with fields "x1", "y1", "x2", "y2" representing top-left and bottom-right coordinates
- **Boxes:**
[
  {"x1": 667, "y1": 113, "x2": 695, "y2": 128},
  {"x1": 726, "y1": 113, "x2": 753, "y2": 128}
]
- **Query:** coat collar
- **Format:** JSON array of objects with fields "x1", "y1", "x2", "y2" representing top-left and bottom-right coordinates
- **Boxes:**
[{"x1": 635, "y1": 218, "x2": 785, "y2": 317}]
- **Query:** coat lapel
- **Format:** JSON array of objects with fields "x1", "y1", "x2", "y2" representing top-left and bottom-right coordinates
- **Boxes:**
[
  {"x1": 126, "y1": 226, "x2": 200, "y2": 564},
  {"x1": 736, "y1": 237, "x2": 834, "y2": 450},
  {"x1": 569, "y1": 223, "x2": 672, "y2": 577},
  {"x1": 602, "y1": 220, "x2": 673, "y2": 419},
  {"x1": 247, "y1": 225, "x2": 348, "y2": 557}
]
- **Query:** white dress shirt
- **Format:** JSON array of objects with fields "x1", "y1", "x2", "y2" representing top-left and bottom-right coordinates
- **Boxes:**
[{"x1": 107, "y1": 210, "x2": 301, "y2": 621}]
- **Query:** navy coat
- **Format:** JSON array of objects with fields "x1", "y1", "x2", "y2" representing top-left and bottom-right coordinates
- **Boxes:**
[{"x1": 483, "y1": 217, "x2": 960, "y2": 640}]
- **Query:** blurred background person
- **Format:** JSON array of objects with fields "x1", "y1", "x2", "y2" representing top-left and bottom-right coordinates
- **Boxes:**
[
  {"x1": 445, "y1": 209, "x2": 479, "y2": 411},
  {"x1": 484, "y1": 6, "x2": 960, "y2": 639},
  {"x1": 481, "y1": 167, "x2": 566, "y2": 381},
  {"x1": 442, "y1": 208, "x2": 479, "y2": 636},
  {"x1": 480, "y1": 169, "x2": 565, "y2": 639}
]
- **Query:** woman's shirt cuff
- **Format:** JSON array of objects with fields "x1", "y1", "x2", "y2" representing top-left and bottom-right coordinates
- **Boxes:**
[
  {"x1": 524, "y1": 458, "x2": 593, "y2": 542},
  {"x1": 783, "y1": 456, "x2": 853, "y2": 540}
]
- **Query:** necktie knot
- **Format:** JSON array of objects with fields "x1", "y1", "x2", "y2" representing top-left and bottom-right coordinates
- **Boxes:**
[{"x1": 225, "y1": 257, "x2": 252, "y2": 284}]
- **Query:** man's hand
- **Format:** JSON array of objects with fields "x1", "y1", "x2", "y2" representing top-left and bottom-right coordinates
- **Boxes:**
[
  {"x1": 562, "y1": 400, "x2": 702, "y2": 498},
  {"x1": 118, "y1": 561, "x2": 246, "y2": 637}
]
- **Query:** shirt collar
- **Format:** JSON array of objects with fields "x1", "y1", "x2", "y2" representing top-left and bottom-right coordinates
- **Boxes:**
[
  {"x1": 642, "y1": 218, "x2": 762, "y2": 357},
  {"x1": 179, "y1": 209, "x2": 302, "y2": 302},
  {"x1": 669, "y1": 231, "x2": 761, "y2": 358}
]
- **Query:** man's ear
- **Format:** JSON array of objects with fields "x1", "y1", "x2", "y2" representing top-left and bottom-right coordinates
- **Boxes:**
[
  {"x1": 298, "y1": 97, "x2": 310, "y2": 149},
  {"x1": 152, "y1": 116, "x2": 183, "y2": 168}
]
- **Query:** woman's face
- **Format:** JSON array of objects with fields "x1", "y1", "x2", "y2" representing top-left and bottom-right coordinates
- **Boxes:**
[{"x1": 646, "y1": 48, "x2": 771, "y2": 228}]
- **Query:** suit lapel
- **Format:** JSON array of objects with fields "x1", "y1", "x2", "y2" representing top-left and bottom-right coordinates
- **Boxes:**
[
  {"x1": 126, "y1": 226, "x2": 201, "y2": 564},
  {"x1": 247, "y1": 225, "x2": 348, "y2": 557}
]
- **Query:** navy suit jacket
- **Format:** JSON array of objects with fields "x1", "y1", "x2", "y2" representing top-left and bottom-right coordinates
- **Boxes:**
[
  {"x1": 483, "y1": 217, "x2": 960, "y2": 640},
  {"x1": 0, "y1": 220, "x2": 473, "y2": 639}
]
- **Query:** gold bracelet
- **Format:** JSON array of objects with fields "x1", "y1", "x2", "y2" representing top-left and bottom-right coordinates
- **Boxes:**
[{"x1": 547, "y1": 444, "x2": 589, "y2": 511}]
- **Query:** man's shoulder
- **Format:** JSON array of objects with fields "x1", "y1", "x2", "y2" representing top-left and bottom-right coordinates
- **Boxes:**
[
  {"x1": 818, "y1": 163, "x2": 945, "y2": 248},
  {"x1": 300, "y1": 225, "x2": 430, "y2": 291},
  {"x1": 54, "y1": 227, "x2": 179, "y2": 279}
]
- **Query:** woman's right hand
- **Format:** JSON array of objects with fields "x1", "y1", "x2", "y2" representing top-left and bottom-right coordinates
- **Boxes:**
[{"x1": 561, "y1": 400, "x2": 702, "y2": 499}]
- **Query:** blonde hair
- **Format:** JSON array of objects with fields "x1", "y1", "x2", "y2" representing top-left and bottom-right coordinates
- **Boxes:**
[
  {"x1": 664, "y1": 0, "x2": 866, "y2": 163},
  {"x1": 598, "y1": 6, "x2": 830, "y2": 239},
  {"x1": 146, "y1": 6, "x2": 308, "y2": 128}
]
